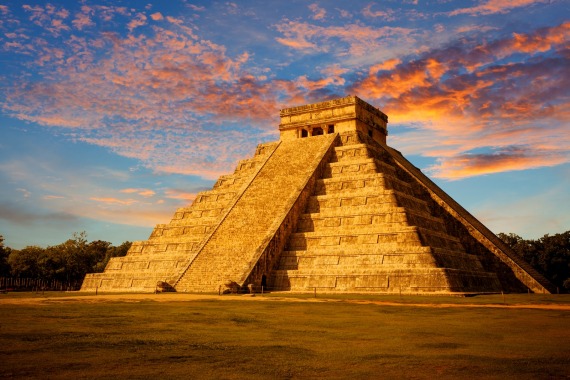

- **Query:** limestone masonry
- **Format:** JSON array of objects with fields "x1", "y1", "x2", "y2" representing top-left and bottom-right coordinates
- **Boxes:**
[{"x1": 81, "y1": 96, "x2": 554, "y2": 294}]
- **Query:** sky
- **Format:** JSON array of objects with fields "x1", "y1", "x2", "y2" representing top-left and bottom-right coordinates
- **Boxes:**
[{"x1": 0, "y1": 0, "x2": 568, "y2": 249}]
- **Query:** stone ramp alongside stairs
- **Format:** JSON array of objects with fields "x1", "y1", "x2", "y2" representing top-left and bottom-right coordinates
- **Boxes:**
[
  {"x1": 174, "y1": 134, "x2": 338, "y2": 292},
  {"x1": 80, "y1": 142, "x2": 280, "y2": 292},
  {"x1": 383, "y1": 145, "x2": 555, "y2": 294}
]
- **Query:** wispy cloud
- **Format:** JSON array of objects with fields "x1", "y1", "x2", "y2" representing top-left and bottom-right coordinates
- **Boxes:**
[
  {"x1": 362, "y1": 4, "x2": 395, "y2": 21},
  {"x1": 0, "y1": 202, "x2": 78, "y2": 225},
  {"x1": 449, "y1": 0, "x2": 551, "y2": 16},
  {"x1": 352, "y1": 22, "x2": 570, "y2": 179},
  {"x1": 274, "y1": 20, "x2": 416, "y2": 61},
  {"x1": 1, "y1": 7, "x2": 295, "y2": 179},
  {"x1": 120, "y1": 188, "x2": 156, "y2": 197}
]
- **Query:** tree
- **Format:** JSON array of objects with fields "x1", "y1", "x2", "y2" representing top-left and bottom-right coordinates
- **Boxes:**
[
  {"x1": 94, "y1": 241, "x2": 131, "y2": 272},
  {"x1": 0, "y1": 235, "x2": 12, "y2": 277},
  {"x1": 8, "y1": 246, "x2": 47, "y2": 279},
  {"x1": 500, "y1": 230, "x2": 570, "y2": 292}
]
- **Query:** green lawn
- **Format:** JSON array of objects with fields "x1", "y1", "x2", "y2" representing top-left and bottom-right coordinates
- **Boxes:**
[{"x1": 0, "y1": 293, "x2": 569, "y2": 379}]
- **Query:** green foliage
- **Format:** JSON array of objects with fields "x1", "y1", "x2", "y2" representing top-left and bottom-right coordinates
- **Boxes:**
[
  {"x1": 1, "y1": 232, "x2": 132, "y2": 287},
  {"x1": 7, "y1": 246, "x2": 46, "y2": 279},
  {"x1": 94, "y1": 240, "x2": 131, "y2": 273},
  {"x1": 499, "y1": 230, "x2": 570, "y2": 292},
  {"x1": 0, "y1": 235, "x2": 11, "y2": 277}
]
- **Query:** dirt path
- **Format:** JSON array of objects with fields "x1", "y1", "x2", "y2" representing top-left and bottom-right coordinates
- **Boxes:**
[{"x1": 1, "y1": 293, "x2": 569, "y2": 310}]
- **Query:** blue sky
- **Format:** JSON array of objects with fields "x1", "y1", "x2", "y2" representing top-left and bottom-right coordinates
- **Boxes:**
[{"x1": 0, "y1": 0, "x2": 568, "y2": 249}]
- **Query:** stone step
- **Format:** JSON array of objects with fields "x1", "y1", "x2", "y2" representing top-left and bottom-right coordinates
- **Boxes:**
[
  {"x1": 306, "y1": 190, "x2": 430, "y2": 214},
  {"x1": 276, "y1": 248, "x2": 483, "y2": 272},
  {"x1": 175, "y1": 134, "x2": 338, "y2": 293},
  {"x1": 297, "y1": 209, "x2": 446, "y2": 233},
  {"x1": 314, "y1": 172, "x2": 413, "y2": 196},
  {"x1": 287, "y1": 228, "x2": 423, "y2": 250},
  {"x1": 269, "y1": 268, "x2": 501, "y2": 293},
  {"x1": 172, "y1": 208, "x2": 226, "y2": 220}
]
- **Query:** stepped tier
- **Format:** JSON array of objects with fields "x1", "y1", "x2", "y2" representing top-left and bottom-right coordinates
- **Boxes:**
[
  {"x1": 81, "y1": 141, "x2": 280, "y2": 292},
  {"x1": 269, "y1": 134, "x2": 502, "y2": 294},
  {"x1": 81, "y1": 95, "x2": 553, "y2": 294}
]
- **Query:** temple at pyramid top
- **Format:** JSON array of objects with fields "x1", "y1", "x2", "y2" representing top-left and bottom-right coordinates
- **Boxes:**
[
  {"x1": 279, "y1": 95, "x2": 388, "y2": 145},
  {"x1": 81, "y1": 95, "x2": 554, "y2": 295}
]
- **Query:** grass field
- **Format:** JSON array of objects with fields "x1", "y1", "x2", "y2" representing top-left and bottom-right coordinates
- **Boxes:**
[{"x1": 0, "y1": 293, "x2": 569, "y2": 379}]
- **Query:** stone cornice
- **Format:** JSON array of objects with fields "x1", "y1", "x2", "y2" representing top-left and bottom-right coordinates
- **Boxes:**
[{"x1": 280, "y1": 95, "x2": 388, "y2": 123}]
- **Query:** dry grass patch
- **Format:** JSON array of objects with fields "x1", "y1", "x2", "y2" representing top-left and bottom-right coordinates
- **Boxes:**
[{"x1": 0, "y1": 293, "x2": 569, "y2": 379}]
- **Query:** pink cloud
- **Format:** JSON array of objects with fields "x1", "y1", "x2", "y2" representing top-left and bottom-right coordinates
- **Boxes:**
[
  {"x1": 127, "y1": 12, "x2": 147, "y2": 31},
  {"x1": 308, "y1": 3, "x2": 326, "y2": 20},
  {"x1": 72, "y1": 11, "x2": 94, "y2": 30},
  {"x1": 187, "y1": 5, "x2": 205, "y2": 12},
  {"x1": 90, "y1": 197, "x2": 138, "y2": 206},
  {"x1": 274, "y1": 20, "x2": 416, "y2": 58},
  {"x1": 1, "y1": 18, "x2": 300, "y2": 179},
  {"x1": 362, "y1": 4, "x2": 395, "y2": 21},
  {"x1": 449, "y1": 0, "x2": 550, "y2": 16}
]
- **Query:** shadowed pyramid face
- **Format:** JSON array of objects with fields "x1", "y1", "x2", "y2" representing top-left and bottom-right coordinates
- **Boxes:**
[{"x1": 278, "y1": 95, "x2": 388, "y2": 145}]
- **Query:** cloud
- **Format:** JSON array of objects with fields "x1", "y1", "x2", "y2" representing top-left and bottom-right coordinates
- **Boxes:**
[
  {"x1": 43, "y1": 195, "x2": 65, "y2": 200},
  {"x1": 150, "y1": 12, "x2": 163, "y2": 21},
  {"x1": 72, "y1": 9, "x2": 94, "y2": 30},
  {"x1": 428, "y1": 147, "x2": 569, "y2": 180},
  {"x1": 1, "y1": 17, "x2": 299, "y2": 179},
  {"x1": 187, "y1": 5, "x2": 205, "y2": 12},
  {"x1": 127, "y1": 12, "x2": 147, "y2": 31},
  {"x1": 120, "y1": 188, "x2": 156, "y2": 197},
  {"x1": 274, "y1": 20, "x2": 416, "y2": 60},
  {"x1": 90, "y1": 197, "x2": 138, "y2": 205},
  {"x1": 351, "y1": 22, "x2": 570, "y2": 179},
  {"x1": 308, "y1": 3, "x2": 326, "y2": 20},
  {"x1": 164, "y1": 189, "x2": 197, "y2": 201},
  {"x1": 362, "y1": 4, "x2": 395, "y2": 21},
  {"x1": 17, "y1": 188, "x2": 31, "y2": 198},
  {"x1": 449, "y1": 0, "x2": 551, "y2": 16},
  {"x1": 0, "y1": 202, "x2": 78, "y2": 225}
]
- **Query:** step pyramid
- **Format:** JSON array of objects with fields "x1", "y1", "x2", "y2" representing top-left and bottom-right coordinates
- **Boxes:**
[{"x1": 81, "y1": 96, "x2": 554, "y2": 294}]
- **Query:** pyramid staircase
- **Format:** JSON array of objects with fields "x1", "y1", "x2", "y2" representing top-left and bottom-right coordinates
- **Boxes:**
[
  {"x1": 81, "y1": 96, "x2": 554, "y2": 294},
  {"x1": 173, "y1": 134, "x2": 337, "y2": 292},
  {"x1": 81, "y1": 141, "x2": 281, "y2": 292}
]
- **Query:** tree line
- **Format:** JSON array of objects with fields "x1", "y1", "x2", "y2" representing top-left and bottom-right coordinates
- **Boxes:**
[
  {"x1": 0, "y1": 232, "x2": 131, "y2": 290},
  {"x1": 498, "y1": 230, "x2": 570, "y2": 293},
  {"x1": 0, "y1": 230, "x2": 568, "y2": 292}
]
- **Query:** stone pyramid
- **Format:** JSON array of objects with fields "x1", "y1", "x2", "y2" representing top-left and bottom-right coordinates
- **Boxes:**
[{"x1": 81, "y1": 96, "x2": 554, "y2": 294}]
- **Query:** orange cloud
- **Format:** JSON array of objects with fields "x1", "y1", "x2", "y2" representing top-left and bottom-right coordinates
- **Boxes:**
[
  {"x1": 164, "y1": 189, "x2": 197, "y2": 201},
  {"x1": 429, "y1": 149, "x2": 568, "y2": 180},
  {"x1": 150, "y1": 12, "x2": 163, "y2": 21},
  {"x1": 351, "y1": 22, "x2": 570, "y2": 179},
  {"x1": 120, "y1": 188, "x2": 156, "y2": 197}
]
